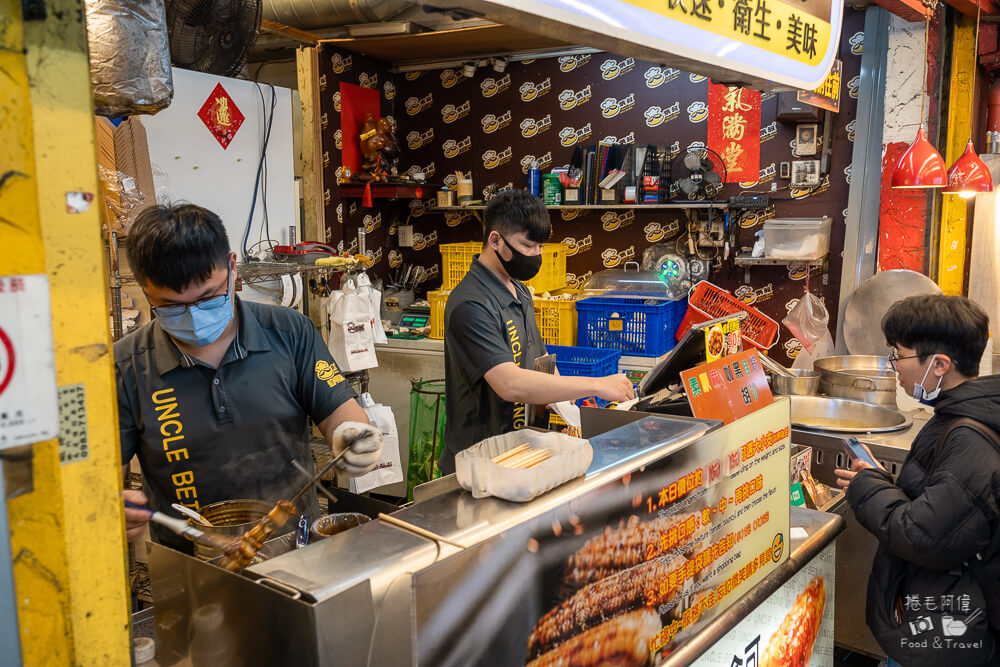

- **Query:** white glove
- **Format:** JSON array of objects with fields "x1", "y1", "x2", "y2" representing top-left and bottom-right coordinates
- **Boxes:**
[{"x1": 330, "y1": 421, "x2": 383, "y2": 475}]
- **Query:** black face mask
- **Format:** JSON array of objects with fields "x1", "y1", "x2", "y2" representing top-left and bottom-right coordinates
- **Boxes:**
[{"x1": 496, "y1": 233, "x2": 543, "y2": 281}]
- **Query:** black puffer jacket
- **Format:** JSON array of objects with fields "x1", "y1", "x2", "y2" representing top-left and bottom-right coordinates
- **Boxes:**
[{"x1": 848, "y1": 375, "x2": 1000, "y2": 662}]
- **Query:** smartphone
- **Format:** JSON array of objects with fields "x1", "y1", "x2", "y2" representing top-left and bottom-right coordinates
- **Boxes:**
[{"x1": 842, "y1": 437, "x2": 880, "y2": 468}]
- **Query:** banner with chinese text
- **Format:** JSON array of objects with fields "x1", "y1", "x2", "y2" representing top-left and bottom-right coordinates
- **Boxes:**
[{"x1": 708, "y1": 82, "x2": 762, "y2": 182}]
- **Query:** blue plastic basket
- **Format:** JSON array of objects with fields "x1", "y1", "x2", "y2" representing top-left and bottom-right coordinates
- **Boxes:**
[
  {"x1": 546, "y1": 345, "x2": 622, "y2": 407},
  {"x1": 574, "y1": 297, "x2": 688, "y2": 357}
]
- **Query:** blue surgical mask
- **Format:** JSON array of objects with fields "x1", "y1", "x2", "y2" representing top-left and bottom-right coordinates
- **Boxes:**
[
  {"x1": 912, "y1": 354, "x2": 944, "y2": 405},
  {"x1": 154, "y1": 273, "x2": 235, "y2": 347}
]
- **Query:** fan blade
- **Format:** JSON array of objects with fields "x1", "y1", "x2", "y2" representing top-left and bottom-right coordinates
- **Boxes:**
[
  {"x1": 679, "y1": 178, "x2": 699, "y2": 195},
  {"x1": 705, "y1": 171, "x2": 722, "y2": 185},
  {"x1": 683, "y1": 152, "x2": 703, "y2": 171},
  {"x1": 700, "y1": 157, "x2": 715, "y2": 171}
]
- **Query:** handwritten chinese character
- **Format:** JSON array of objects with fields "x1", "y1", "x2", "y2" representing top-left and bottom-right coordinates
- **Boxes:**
[
  {"x1": 941, "y1": 595, "x2": 955, "y2": 612},
  {"x1": 670, "y1": 0, "x2": 689, "y2": 14},
  {"x1": 722, "y1": 141, "x2": 746, "y2": 172},
  {"x1": 722, "y1": 113, "x2": 748, "y2": 141},
  {"x1": 958, "y1": 594, "x2": 972, "y2": 613},
  {"x1": 732, "y1": 0, "x2": 752, "y2": 34},
  {"x1": 732, "y1": 361, "x2": 743, "y2": 379},
  {"x1": 904, "y1": 594, "x2": 921, "y2": 611},
  {"x1": 741, "y1": 387, "x2": 752, "y2": 405},
  {"x1": 786, "y1": 14, "x2": 804, "y2": 53},
  {"x1": 688, "y1": 377, "x2": 703, "y2": 397},
  {"x1": 744, "y1": 635, "x2": 760, "y2": 667},
  {"x1": 924, "y1": 596, "x2": 938, "y2": 611},
  {"x1": 722, "y1": 88, "x2": 752, "y2": 113},
  {"x1": 10, "y1": 277, "x2": 25, "y2": 293},
  {"x1": 723, "y1": 365, "x2": 734, "y2": 382},
  {"x1": 753, "y1": 0, "x2": 772, "y2": 40}
]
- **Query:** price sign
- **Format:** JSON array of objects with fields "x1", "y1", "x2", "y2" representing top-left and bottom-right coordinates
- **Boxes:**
[
  {"x1": 682, "y1": 349, "x2": 773, "y2": 424},
  {"x1": 0, "y1": 275, "x2": 59, "y2": 449}
]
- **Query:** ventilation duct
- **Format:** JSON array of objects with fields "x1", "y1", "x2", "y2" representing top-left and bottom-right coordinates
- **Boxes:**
[{"x1": 262, "y1": 0, "x2": 413, "y2": 30}]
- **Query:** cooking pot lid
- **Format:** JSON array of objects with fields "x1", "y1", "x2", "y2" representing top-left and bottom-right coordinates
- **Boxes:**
[{"x1": 843, "y1": 270, "x2": 941, "y2": 356}]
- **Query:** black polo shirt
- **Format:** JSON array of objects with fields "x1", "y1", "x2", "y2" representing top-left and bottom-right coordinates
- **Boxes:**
[
  {"x1": 115, "y1": 297, "x2": 356, "y2": 551},
  {"x1": 441, "y1": 256, "x2": 545, "y2": 474}
]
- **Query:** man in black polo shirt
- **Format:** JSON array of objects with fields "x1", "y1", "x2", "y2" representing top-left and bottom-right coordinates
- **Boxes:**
[
  {"x1": 118, "y1": 204, "x2": 381, "y2": 552},
  {"x1": 440, "y1": 191, "x2": 634, "y2": 474}
]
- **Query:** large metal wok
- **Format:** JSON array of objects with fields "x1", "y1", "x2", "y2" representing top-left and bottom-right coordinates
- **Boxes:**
[
  {"x1": 789, "y1": 395, "x2": 912, "y2": 433},
  {"x1": 814, "y1": 355, "x2": 898, "y2": 407}
]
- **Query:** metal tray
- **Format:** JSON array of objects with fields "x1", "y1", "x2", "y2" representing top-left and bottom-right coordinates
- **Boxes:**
[{"x1": 789, "y1": 395, "x2": 912, "y2": 433}]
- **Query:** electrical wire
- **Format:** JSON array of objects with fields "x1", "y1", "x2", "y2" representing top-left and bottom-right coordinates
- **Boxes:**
[{"x1": 242, "y1": 82, "x2": 277, "y2": 261}]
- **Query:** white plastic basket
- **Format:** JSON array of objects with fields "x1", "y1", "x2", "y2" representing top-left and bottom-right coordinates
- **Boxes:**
[{"x1": 455, "y1": 430, "x2": 593, "y2": 502}]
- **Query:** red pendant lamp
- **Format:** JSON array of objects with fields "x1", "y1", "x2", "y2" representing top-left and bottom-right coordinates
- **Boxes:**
[
  {"x1": 892, "y1": 4, "x2": 946, "y2": 189},
  {"x1": 945, "y1": 140, "x2": 993, "y2": 198},
  {"x1": 943, "y1": 0, "x2": 994, "y2": 198}
]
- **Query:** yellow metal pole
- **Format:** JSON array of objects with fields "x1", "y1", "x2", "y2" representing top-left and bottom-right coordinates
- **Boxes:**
[
  {"x1": 22, "y1": 0, "x2": 133, "y2": 662},
  {"x1": 0, "y1": 0, "x2": 76, "y2": 663},
  {"x1": 937, "y1": 13, "x2": 976, "y2": 295}
]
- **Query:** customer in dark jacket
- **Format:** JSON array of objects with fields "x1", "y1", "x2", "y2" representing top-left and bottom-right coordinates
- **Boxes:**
[{"x1": 836, "y1": 295, "x2": 999, "y2": 666}]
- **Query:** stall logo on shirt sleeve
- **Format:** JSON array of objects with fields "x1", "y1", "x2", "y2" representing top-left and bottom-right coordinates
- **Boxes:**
[{"x1": 315, "y1": 360, "x2": 345, "y2": 388}]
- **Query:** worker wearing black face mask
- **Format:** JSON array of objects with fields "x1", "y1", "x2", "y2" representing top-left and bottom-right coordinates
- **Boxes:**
[{"x1": 439, "y1": 190, "x2": 634, "y2": 475}]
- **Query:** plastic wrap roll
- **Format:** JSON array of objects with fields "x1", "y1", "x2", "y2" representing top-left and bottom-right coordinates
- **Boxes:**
[{"x1": 85, "y1": 0, "x2": 173, "y2": 117}]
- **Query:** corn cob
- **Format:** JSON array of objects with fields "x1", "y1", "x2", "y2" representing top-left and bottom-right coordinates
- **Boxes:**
[
  {"x1": 560, "y1": 512, "x2": 707, "y2": 594},
  {"x1": 525, "y1": 609, "x2": 661, "y2": 667},
  {"x1": 527, "y1": 554, "x2": 683, "y2": 660},
  {"x1": 760, "y1": 576, "x2": 826, "y2": 667}
]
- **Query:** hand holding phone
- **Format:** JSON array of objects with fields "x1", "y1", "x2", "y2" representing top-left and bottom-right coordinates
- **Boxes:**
[{"x1": 842, "y1": 437, "x2": 880, "y2": 469}]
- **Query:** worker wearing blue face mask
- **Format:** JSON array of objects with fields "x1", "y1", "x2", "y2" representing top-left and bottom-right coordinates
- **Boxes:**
[
  {"x1": 116, "y1": 204, "x2": 382, "y2": 553},
  {"x1": 836, "y1": 295, "x2": 1000, "y2": 666}
]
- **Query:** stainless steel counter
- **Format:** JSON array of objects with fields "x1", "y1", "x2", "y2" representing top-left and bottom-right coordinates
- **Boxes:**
[{"x1": 664, "y1": 506, "x2": 845, "y2": 666}]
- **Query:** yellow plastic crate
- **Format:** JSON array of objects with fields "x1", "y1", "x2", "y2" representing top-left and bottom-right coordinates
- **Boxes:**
[
  {"x1": 526, "y1": 243, "x2": 568, "y2": 293},
  {"x1": 440, "y1": 242, "x2": 482, "y2": 290},
  {"x1": 440, "y1": 242, "x2": 569, "y2": 292},
  {"x1": 429, "y1": 290, "x2": 449, "y2": 339},
  {"x1": 533, "y1": 290, "x2": 578, "y2": 346}
]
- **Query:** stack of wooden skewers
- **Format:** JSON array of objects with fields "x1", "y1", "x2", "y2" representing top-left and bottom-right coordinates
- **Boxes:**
[{"x1": 492, "y1": 444, "x2": 551, "y2": 469}]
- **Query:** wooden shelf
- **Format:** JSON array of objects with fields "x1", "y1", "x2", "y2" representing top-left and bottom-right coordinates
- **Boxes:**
[
  {"x1": 338, "y1": 183, "x2": 429, "y2": 200},
  {"x1": 428, "y1": 202, "x2": 730, "y2": 212}
]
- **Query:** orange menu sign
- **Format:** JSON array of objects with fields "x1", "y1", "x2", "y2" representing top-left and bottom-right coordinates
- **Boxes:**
[{"x1": 681, "y1": 349, "x2": 773, "y2": 424}]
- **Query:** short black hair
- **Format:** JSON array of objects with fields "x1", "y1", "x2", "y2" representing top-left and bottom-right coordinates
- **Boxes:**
[
  {"x1": 882, "y1": 294, "x2": 989, "y2": 377},
  {"x1": 482, "y1": 190, "x2": 550, "y2": 244},
  {"x1": 127, "y1": 204, "x2": 231, "y2": 292}
]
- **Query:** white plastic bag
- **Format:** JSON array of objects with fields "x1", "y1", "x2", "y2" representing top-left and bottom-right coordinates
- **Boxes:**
[
  {"x1": 350, "y1": 393, "x2": 403, "y2": 494},
  {"x1": 356, "y1": 273, "x2": 387, "y2": 345},
  {"x1": 325, "y1": 279, "x2": 378, "y2": 371},
  {"x1": 782, "y1": 291, "x2": 830, "y2": 355}
]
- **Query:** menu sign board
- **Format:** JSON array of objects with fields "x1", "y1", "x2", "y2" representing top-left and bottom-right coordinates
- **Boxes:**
[
  {"x1": 415, "y1": 402, "x2": 791, "y2": 666},
  {"x1": 691, "y1": 542, "x2": 835, "y2": 666},
  {"x1": 682, "y1": 349, "x2": 773, "y2": 424},
  {"x1": 797, "y1": 59, "x2": 842, "y2": 113},
  {"x1": 422, "y1": 0, "x2": 844, "y2": 90}
]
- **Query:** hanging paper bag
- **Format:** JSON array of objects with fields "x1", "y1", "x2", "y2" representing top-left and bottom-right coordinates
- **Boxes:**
[
  {"x1": 325, "y1": 279, "x2": 378, "y2": 371},
  {"x1": 350, "y1": 393, "x2": 403, "y2": 494},
  {"x1": 356, "y1": 273, "x2": 387, "y2": 344}
]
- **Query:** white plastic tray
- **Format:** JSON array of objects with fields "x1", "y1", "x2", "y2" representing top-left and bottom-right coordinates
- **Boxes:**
[{"x1": 455, "y1": 430, "x2": 593, "y2": 502}]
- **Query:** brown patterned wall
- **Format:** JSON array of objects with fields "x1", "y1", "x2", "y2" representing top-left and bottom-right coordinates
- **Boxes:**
[{"x1": 318, "y1": 8, "x2": 867, "y2": 364}]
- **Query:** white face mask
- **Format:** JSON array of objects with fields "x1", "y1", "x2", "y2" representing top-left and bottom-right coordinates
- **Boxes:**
[{"x1": 912, "y1": 354, "x2": 944, "y2": 405}]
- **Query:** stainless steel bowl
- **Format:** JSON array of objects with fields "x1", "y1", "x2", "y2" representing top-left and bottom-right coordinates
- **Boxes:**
[
  {"x1": 814, "y1": 355, "x2": 898, "y2": 406},
  {"x1": 192, "y1": 499, "x2": 273, "y2": 561},
  {"x1": 310, "y1": 512, "x2": 370, "y2": 541},
  {"x1": 789, "y1": 395, "x2": 912, "y2": 433},
  {"x1": 771, "y1": 369, "x2": 821, "y2": 396}
]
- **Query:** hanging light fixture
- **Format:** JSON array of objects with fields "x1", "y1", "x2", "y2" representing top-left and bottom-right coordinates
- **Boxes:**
[
  {"x1": 892, "y1": 0, "x2": 947, "y2": 189},
  {"x1": 943, "y1": 0, "x2": 994, "y2": 198}
]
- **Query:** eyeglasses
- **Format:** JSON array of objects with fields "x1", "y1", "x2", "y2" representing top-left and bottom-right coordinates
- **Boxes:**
[
  {"x1": 887, "y1": 348, "x2": 920, "y2": 371},
  {"x1": 148, "y1": 269, "x2": 232, "y2": 318}
]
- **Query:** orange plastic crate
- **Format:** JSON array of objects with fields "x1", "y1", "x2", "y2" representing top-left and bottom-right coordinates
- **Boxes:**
[
  {"x1": 676, "y1": 281, "x2": 780, "y2": 350},
  {"x1": 428, "y1": 290, "x2": 449, "y2": 339},
  {"x1": 533, "y1": 290, "x2": 578, "y2": 346}
]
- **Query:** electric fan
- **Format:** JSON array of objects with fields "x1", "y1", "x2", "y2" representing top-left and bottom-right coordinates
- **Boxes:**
[
  {"x1": 669, "y1": 147, "x2": 727, "y2": 200},
  {"x1": 165, "y1": 0, "x2": 261, "y2": 77}
]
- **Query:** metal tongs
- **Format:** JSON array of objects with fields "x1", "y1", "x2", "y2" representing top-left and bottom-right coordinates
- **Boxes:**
[{"x1": 123, "y1": 500, "x2": 235, "y2": 551}]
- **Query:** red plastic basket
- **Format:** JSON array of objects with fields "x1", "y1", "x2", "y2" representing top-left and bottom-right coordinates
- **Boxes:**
[{"x1": 676, "y1": 281, "x2": 780, "y2": 350}]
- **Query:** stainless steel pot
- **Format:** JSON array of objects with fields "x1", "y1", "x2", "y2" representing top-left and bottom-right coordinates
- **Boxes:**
[
  {"x1": 814, "y1": 355, "x2": 898, "y2": 406},
  {"x1": 771, "y1": 369, "x2": 820, "y2": 396},
  {"x1": 789, "y1": 395, "x2": 912, "y2": 433},
  {"x1": 192, "y1": 499, "x2": 273, "y2": 561}
]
